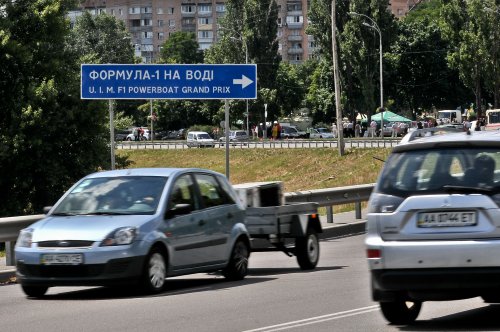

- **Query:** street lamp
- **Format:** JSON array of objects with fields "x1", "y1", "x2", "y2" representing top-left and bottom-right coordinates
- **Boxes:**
[
  {"x1": 348, "y1": 12, "x2": 384, "y2": 137},
  {"x1": 222, "y1": 27, "x2": 250, "y2": 137}
]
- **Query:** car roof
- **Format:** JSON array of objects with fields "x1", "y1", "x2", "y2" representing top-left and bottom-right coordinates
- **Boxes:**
[
  {"x1": 188, "y1": 131, "x2": 209, "y2": 134},
  {"x1": 84, "y1": 168, "x2": 223, "y2": 179},
  {"x1": 394, "y1": 129, "x2": 500, "y2": 152}
]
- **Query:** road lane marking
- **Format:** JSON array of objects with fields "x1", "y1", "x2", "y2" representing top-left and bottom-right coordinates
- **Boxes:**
[{"x1": 242, "y1": 305, "x2": 379, "y2": 332}]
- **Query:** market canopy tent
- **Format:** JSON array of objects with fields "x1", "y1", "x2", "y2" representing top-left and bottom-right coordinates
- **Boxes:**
[{"x1": 370, "y1": 110, "x2": 412, "y2": 123}]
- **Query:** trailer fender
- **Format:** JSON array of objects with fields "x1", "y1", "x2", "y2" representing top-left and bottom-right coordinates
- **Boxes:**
[{"x1": 290, "y1": 214, "x2": 322, "y2": 237}]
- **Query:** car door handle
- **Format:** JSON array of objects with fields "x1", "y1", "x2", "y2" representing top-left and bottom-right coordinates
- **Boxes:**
[{"x1": 198, "y1": 220, "x2": 206, "y2": 226}]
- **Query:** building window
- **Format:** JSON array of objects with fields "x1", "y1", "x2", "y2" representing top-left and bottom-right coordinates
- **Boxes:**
[
  {"x1": 286, "y1": 15, "x2": 303, "y2": 23},
  {"x1": 290, "y1": 29, "x2": 300, "y2": 36},
  {"x1": 110, "y1": 9, "x2": 115, "y2": 15},
  {"x1": 119, "y1": 9, "x2": 122, "y2": 15},
  {"x1": 158, "y1": 20, "x2": 164, "y2": 27},
  {"x1": 216, "y1": 4, "x2": 225, "y2": 12},
  {"x1": 287, "y1": 3, "x2": 302, "y2": 11},
  {"x1": 157, "y1": 8, "x2": 164, "y2": 14},
  {"x1": 129, "y1": 7, "x2": 140, "y2": 14},
  {"x1": 158, "y1": 32, "x2": 164, "y2": 40},
  {"x1": 142, "y1": 7, "x2": 152, "y2": 14},
  {"x1": 278, "y1": 43, "x2": 282, "y2": 51},
  {"x1": 143, "y1": 31, "x2": 153, "y2": 39},
  {"x1": 277, "y1": 30, "x2": 282, "y2": 37},
  {"x1": 277, "y1": 17, "x2": 282, "y2": 26},
  {"x1": 198, "y1": 17, "x2": 213, "y2": 25},
  {"x1": 198, "y1": 5, "x2": 212, "y2": 14},
  {"x1": 169, "y1": 19, "x2": 175, "y2": 27},
  {"x1": 181, "y1": 5, "x2": 196, "y2": 13},
  {"x1": 158, "y1": 45, "x2": 163, "y2": 52},
  {"x1": 168, "y1": 7, "x2": 175, "y2": 14},
  {"x1": 141, "y1": 19, "x2": 152, "y2": 26},
  {"x1": 198, "y1": 30, "x2": 213, "y2": 38}
]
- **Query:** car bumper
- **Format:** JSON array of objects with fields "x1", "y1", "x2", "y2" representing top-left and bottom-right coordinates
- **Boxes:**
[
  {"x1": 367, "y1": 237, "x2": 500, "y2": 301},
  {"x1": 15, "y1": 242, "x2": 148, "y2": 286}
]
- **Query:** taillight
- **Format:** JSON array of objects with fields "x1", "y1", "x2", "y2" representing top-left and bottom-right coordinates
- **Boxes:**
[{"x1": 367, "y1": 249, "x2": 381, "y2": 259}]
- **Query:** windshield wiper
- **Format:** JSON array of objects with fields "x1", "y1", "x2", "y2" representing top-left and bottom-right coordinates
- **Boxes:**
[
  {"x1": 50, "y1": 212, "x2": 77, "y2": 216},
  {"x1": 442, "y1": 185, "x2": 494, "y2": 195}
]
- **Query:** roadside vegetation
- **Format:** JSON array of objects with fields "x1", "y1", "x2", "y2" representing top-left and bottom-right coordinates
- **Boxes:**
[{"x1": 118, "y1": 147, "x2": 391, "y2": 192}]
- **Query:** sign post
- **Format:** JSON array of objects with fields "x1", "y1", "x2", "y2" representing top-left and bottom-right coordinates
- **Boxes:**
[{"x1": 81, "y1": 64, "x2": 257, "y2": 176}]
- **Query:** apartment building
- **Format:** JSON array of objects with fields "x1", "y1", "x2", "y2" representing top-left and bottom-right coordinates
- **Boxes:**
[{"x1": 77, "y1": 0, "x2": 418, "y2": 64}]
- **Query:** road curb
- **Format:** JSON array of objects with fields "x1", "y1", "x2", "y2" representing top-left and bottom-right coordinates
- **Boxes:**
[{"x1": 320, "y1": 220, "x2": 366, "y2": 239}]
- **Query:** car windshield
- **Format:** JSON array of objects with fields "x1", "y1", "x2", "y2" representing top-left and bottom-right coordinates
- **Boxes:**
[
  {"x1": 198, "y1": 133, "x2": 211, "y2": 139},
  {"x1": 377, "y1": 148, "x2": 500, "y2": 196},
  {"x1": 52, "y1": 176, "x2": 168, "y2": 215},
  {"x1": 317, "y1": 128, "x2": 329, "y2": 133}
]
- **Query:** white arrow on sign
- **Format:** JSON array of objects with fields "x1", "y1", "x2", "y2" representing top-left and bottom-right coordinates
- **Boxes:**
[{"x1": 233, "y1": 75, "x2": 253, "y2": 89}]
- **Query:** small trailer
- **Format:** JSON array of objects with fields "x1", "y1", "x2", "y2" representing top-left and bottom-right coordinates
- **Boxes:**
[{"x1": 233, "y1": 181, "x2": 322, "y2": 270}]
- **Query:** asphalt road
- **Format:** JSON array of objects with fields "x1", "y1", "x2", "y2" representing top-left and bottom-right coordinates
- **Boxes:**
[{"x1": 3, "y1": 234, "x2": 500, "y2": 331}]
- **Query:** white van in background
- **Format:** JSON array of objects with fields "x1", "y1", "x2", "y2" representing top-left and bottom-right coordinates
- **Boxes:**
[{"x1": 186, "y1": 131, "x2": 215, "y2": 148}]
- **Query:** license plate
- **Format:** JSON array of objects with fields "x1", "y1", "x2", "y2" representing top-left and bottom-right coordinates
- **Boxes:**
[
  {"x1": 417, "y1": 211, "x2": 477, "y2": 228},
  {"x1": 41, "y1": 254, "x2": 84, "y2": 265}
]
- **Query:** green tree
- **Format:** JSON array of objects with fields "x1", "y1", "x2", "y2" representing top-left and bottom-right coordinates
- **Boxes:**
[
  {"x1": 440, "y1": 0, "x2": 497, "y2": 116},
  {"x1": 0, "y1": 0, "x2": 109, "y2": 216},
  {"x1": 205, "y1": 0, "x2": 281, "y2": 123},
  {"x1": 159, "y1": 31, "x2": 203, "y2": 64},
  {"x1": 386, "y1": 15, "x2": 472, "y2": 116},
  {"x1": 68, "y1": 11, "x2": 134, "y2": 64}
]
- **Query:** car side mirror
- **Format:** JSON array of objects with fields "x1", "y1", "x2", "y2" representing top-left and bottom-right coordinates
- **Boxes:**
[
  {"x1": 165, "y1": 203, "x2": 192, "y2": 219},
  {"x1": 43, "y1": 206, "x2": 53, "y2": 214}
]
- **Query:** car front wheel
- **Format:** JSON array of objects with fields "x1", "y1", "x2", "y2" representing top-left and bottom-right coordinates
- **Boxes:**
[
  {"x1": 380, "y1": 300, "x2": 421, "y2": 325},
  {"x1": 223, "y1": 239, "x2": 249, "y2": 281},
  {"x1": 21, "y1": 285, "x2": 48, "y2": 298},
  {"x1": 141, "y1": 247, "x2": 167, "y2": 294}
]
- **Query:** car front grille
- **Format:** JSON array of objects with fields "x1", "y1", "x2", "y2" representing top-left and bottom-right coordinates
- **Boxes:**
[{"x1": 37, "y1": 240, "x2": 94, "y2": 248}]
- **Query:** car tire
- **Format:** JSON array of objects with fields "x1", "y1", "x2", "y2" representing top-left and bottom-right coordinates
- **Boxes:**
[
  {"x1": 295, "y1": 228, "x2": 320, "y2": 270},
  {"x1": 380, "y1": 300, "x2": 421, "y2": 325},
  {"x1": 140, "y1": 247, "x2": 167, "y2": 294},
  {"x1": 223, "y1": 239, "x2": 249, "y2": 281},
  {"x1": 21, "y1": 285, "x2": 48, "y2": 298}
]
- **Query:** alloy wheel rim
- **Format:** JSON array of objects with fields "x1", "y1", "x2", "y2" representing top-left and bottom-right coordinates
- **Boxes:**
[{"x1": 149, "y1": 253, "x2": 166, "y2": 289}]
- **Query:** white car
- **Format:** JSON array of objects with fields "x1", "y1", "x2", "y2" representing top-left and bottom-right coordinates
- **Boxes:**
[
  {"x1": 366, "y1": 129, "x2": 500, "y2": 324},
  {"x1": 186, "y1": 131, "x2": 215, "y2": 148},
  {"x1": 126, "y1": 128, "x2": 150, "y2": 141},
  {"x1": 309, "y1": 128, "x2": 334, "y2": 139}
]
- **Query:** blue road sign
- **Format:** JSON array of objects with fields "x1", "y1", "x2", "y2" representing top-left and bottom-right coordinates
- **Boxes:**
[{"x1": 81, "y1": 64, "x2": 257, "y2": 100}]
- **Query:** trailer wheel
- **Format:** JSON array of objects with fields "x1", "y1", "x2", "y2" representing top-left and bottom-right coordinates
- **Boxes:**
[{"x1": 295, "y1": 228, "x2": 320, "y2": 270}]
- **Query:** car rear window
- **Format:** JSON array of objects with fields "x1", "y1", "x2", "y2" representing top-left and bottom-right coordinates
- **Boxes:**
[{"x1": 376, "y1": 148, "x2": 500, "y2": 196}]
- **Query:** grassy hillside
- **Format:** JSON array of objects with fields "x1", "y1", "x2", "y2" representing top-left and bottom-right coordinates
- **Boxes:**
[{"x1": 117, "y1": 147, "x2": 392, "y2": 192}]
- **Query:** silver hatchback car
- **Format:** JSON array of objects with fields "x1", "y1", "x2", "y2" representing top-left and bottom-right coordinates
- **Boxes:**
[
  {"x1": 367, "y1": 129, "x2": 500, "y2": 324},
  {"x1": 15, "y1": 168, "x2": 250, "y2": 297}
]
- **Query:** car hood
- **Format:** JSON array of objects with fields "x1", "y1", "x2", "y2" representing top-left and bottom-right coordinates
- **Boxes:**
[{"x1": 30, "y1": 215, "x2": 156, "y2": 242}]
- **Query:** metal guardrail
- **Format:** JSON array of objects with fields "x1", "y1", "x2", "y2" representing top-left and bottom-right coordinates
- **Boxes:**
[
  {"x1": 116, "y1": 139, "x2": 400, "y2": 150},
  {"x1": 0, "y1": 183, "x2": 375, "y2": 265}
]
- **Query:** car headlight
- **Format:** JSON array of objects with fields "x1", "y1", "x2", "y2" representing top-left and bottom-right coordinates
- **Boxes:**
[
  {"x1": 101, "y1": 227, "x2": 137, "y2": 246},
  {"x1": 16, "y1": 228, "x2": 34, "y2": 248}
]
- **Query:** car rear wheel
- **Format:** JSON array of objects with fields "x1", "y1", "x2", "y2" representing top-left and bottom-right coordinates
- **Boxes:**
[
  {"x1": 295, "y1": 228, "x2": 320, "y2": 270},
  {"x1": 141, "y1": 247, "x2": 167, "y2": 294},
  {"x1": 380, "y1": 300, "x2": 421, "y2": 325},
  {"x1": 21, "y1": 285, "x2": 48, "y2": 298},
  {"x1": 223, "y1": 240, "x2": 249, "y2": 281}
]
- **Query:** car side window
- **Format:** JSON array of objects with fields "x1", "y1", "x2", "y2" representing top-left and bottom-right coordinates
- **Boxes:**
[
  {"x1": 168, "y1": 175, "x2": 197, "y2": 211},
  {"x1": 194, "y1": 174, "x2": 234, "y2": 208}
]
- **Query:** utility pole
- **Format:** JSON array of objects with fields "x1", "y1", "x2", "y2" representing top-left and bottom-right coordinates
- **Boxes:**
[{"x1": 332, "y1": 0, "x2": 344, "y2": 156}]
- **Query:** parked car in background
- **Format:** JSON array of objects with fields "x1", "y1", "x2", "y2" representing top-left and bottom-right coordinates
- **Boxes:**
[
  {"x1": 366, "y1": 129, "x2": 500, "y2": 324},
  {"x1": 126, "y1": 127, "x2": 150, "y2": 141},
  {"x1": 15, "y1": 168, "x2": 250, "y2": 297},
  {"x1": 281, "y1": 125, "x2": 309, "y2": 139},
  {"x1": 307, "y1": 128, "x2": 334, "y2": 139},
  {"x1": 186, "y1": 131, "x2": 215, "y2": 148},
  {"x1": 219, "y1": 130, "x2": 249, "y2": 145},
  {"x1": 115, "y1": 129, "x2": 132, "y2": 141}
]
